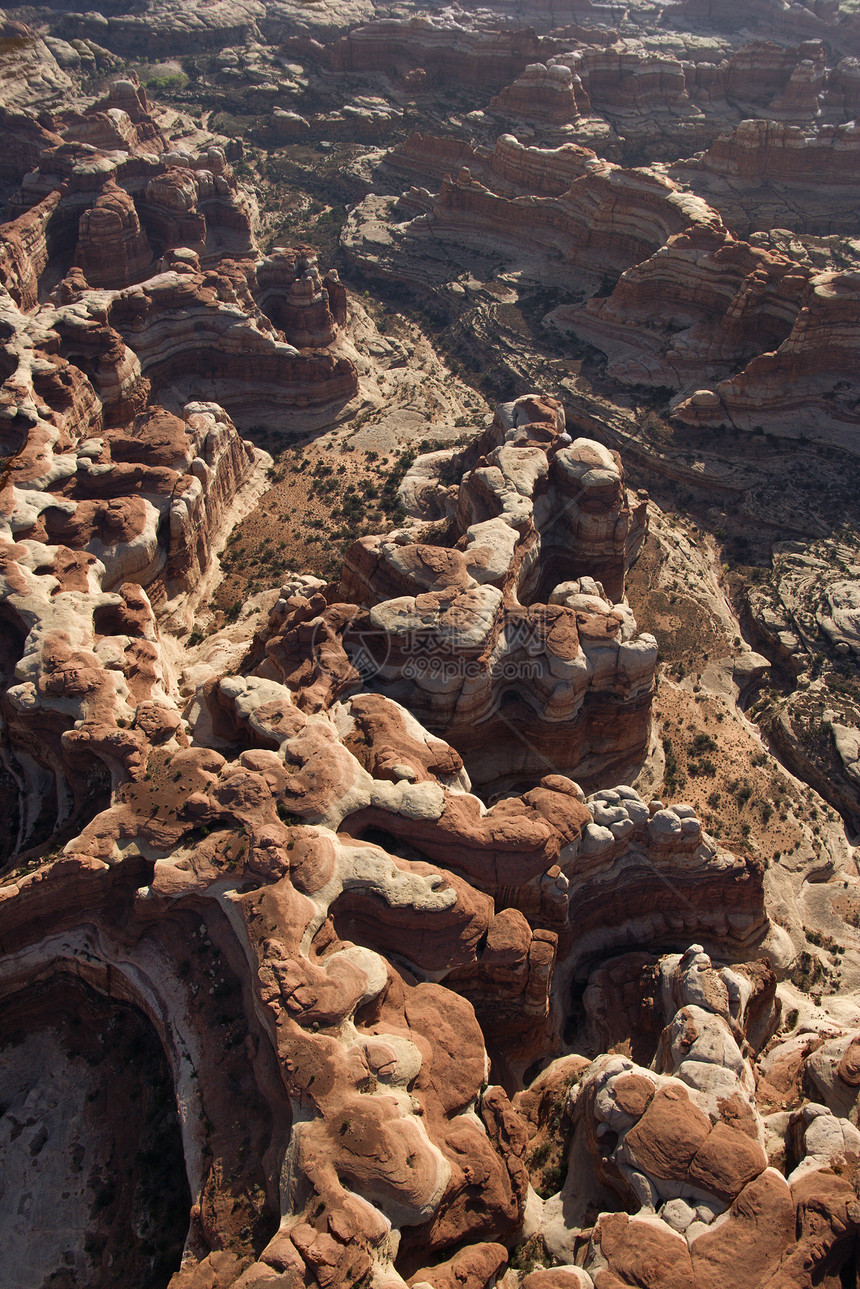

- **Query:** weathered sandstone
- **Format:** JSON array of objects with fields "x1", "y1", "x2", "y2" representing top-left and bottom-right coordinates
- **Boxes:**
[{"x1": 2, "y1": 11, "x2": 860, "y2": 1286}]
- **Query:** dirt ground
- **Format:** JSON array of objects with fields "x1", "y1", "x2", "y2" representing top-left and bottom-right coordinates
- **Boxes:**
[
  {"x1": 627, "y1": 504, "x2": 860, "y2": 996},
  {"x1": 205, "y1": 298, "x2": 489, "y2": 621},
  {"x1": 629, "y1": 511, "x2": 846, "y2": 855}
]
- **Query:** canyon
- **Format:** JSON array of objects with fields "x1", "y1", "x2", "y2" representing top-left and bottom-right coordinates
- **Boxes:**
[{"x1": 1, "y1": 1, "x2": 860, "y2": 1288}]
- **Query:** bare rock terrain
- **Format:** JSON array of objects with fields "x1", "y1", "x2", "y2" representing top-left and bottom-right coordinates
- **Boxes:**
[{"x1": 1, "y1": 0, "x2": 860, "y2": 1286}]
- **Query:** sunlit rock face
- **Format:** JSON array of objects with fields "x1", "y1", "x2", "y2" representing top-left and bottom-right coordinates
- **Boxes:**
[
  {"x1": 311, "y1": 395, "x2": 657, "y2": 793},
  {"x1": 0, "y1": 340, "x2": 772, "y2": 1289},
  {"x1": 2, "y1": 4, "x2": 860, "y2": 1282},
  {"x1": 0, "y1": 78, "x2": 358, "y2": 438}
]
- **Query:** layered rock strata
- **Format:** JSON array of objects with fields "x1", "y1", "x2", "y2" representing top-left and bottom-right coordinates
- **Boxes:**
[
  {"x1": 538, "y1": 945, "x2": 860, "y2": 1284},
  {"x1": 260, "y1": 395, "x2": 655, "y2": 793},
  {"x1": 745, "y1": 535, "x2": 860, "y2": 832},
  {"x1": 387, "y1": 132, "x2": 603, "y2": 200},
  {"x1": 73, "y1": 180, "x2": 155, "y2": 289},
  {"x1": 0, "y1": 358, "x2": 775, "y2": 1287},
  {"x1": 0, "y1": 16, "x2": 73, "y2": 110},
  {"x1": 325, "y1": 18, "x2": 552, "y2": 88},
  {"x1": 0, "y1": 78, "x2": 358, "y2": 439},
  {"x1": 373, "y1": 137, "x2": 860, "y2": 443},
  {"x1": 453, "y1": 36, "x2": 860, "y2": 161},
  {"x1": 343, "y1": 157, "x2": 724, "y2": 294},
  {"x1": 2, "y1": 17, "x2": 859, "y2": 1287},
  {"x1": 673, "y1": 118, "x2": 860, "y2": 235},
  {"x1": 567, "y1": 225, "x2": 812, "y2": 392},
  {"x1": 670, "y1": 269, "x2": 860, "y2": 439},
  {"x1": 696, "y1": 118, "x2": 860, "y2": 188},
  {"x1": 4, "y1": 143, "x2": 256, "y2": 282},
  {"x1": 490, "y1": 60, "x2": 594, "y2": 127},
  {"x1": 0, "y1": 106, "x2": 63, "y2": 187}
]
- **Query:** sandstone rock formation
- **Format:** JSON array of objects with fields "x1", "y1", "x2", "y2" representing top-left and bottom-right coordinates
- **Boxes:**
[
  {"x1": 325, "y1": 17, "x2": 552, "y2": 89},
  {"x1": 672, "y1": 118, "x2": 860, "y2": 236},
  {"x1": 371, "y1": 135, "x2": 858, "y2": 443},
  {"x1": 669, "y1": 0, "x2": 860, "y2": 52},
  {"x1": 567, "y1": 225, "x2": 813, "y2": 393},
  {"x1": 64, "y1": 76, "x2": 168, "y2": 151},
  {"x1": 448, "y1": 35, "x2": 860, "y2": 162},
  {"x1": 0, "y1": 105, "x2": 63, "y2": 187},
  {"x1": 3, "y1": 5, "x2": 860, "y2": 1286},
  {"x1": 344, "y1": 155, "x2": 724, "y2": 298},
  {"x1": 258, "y1": 395, "x2": 655, "y2": 793},
  {"x1": 74, "y1": 180, "x2": 155, "y2": 288},
  {"x1": 526, "y1": 945, "x2": 860, "y2": 1284},
  {"x1": 490, "y1": 60, "x2": 593, "y2": 128},
  {"x1": 387, "y1": 132, "x2": 603, "y2": 200},
  {"x1": 51, "y1": 0, "x2": 376, "y2": 61},
  {"x1": 669, "y1": 268, "x2": 860, "y2": 438},
  {"x1": 695, "y1": 118, "x2": 860, "y2": 189},
  {"x1": 339, "y1": 19, "x2": 860, "y2": 449},
  {"x1": 0, "y1": 77, "x2": 359, "y2": 447},
  {"x1": 743, "y1": 535, "x2": 860, "y2": 833},
  {"x1": 0, "y1": 364, "x2": 778, "y2": 1287},
  {"x1": 0, "y1": 15, "x2": 73, "y2": 110}
]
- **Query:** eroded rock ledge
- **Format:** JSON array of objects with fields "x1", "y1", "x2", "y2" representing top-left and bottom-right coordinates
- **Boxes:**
[
  {"x1": 259, "y1": 395, "x2": 654, "y2": 793},
  {"x1": 0, "y1": 371, "x2": 797, "y2": 1288},
  {"x1": 0, "y1": 76, "x2": 358, "y2": 441},
  {"x1": 0, "y1": 64, "x2": 857, "y2": 1289},
  {"x1": 345, "y1": 125, "x2": 860, "y2": 446}
]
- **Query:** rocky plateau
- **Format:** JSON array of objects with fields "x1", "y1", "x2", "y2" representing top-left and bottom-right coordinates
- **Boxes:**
[{"x1": 2, "y1": 1, "x2": 860, "y2": 1288}]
